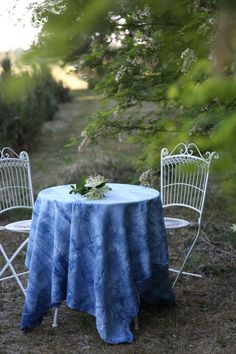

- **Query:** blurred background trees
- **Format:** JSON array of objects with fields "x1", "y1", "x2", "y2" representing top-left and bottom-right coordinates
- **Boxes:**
[{"x1": 0, "y1": 60, "x2": 70, "y2": 150}]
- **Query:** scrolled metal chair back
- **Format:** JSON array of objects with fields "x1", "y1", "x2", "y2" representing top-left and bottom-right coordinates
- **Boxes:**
[
  {"x1": 0, "y1": 147, "x2": 34, "y2": 213},
  {"x1": 160, "y1": 143, "x2": 218, "y2": 215}
]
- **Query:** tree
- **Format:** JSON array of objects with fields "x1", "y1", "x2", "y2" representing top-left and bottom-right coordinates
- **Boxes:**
[
  {"x1": 30, "y1": 0, "x2": 236, "y2": 213},
  {"x1": 1, "y1": 57, "x2": 12, "y2": 75}
]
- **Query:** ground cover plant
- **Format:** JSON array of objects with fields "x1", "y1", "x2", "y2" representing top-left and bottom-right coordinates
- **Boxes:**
[{"x1": 0, "y1": 94, "x2": 235, "y2": 354}]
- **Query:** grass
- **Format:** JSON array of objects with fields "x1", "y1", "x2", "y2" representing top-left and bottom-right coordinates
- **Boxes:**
[{"x1": 0, "y1": 90, "x2": 236, "y2": 353}]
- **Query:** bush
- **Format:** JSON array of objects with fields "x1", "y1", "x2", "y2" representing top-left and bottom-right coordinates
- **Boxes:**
[{"x1": 0, "y1": 63, "x2": 70, "y2": 150}]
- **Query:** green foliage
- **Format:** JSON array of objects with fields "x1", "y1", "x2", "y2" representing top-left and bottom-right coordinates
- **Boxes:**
[
  {"x1": 69, "y1": 176, "x2": 87, "y2": 195},
  {"x1": 1, "y1": 58, "x2": 11, "y2": 75},
  {"x1": 69, "y1": 175, "x2": 111, "y2": 199},
  {"x1": 30, "y1": 0, "x2": 236, "y2": 214},
  {"x1": 0, "y1": 63, "x2": 70, "y2": 150}
]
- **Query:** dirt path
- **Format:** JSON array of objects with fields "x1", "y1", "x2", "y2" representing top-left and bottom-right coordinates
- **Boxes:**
[
  {"x1": 30, "y1": 93, "x2": 99, "y2": 192},
  {"x1": 30, "y1": 91, "x2": 140, "y2": 194}
]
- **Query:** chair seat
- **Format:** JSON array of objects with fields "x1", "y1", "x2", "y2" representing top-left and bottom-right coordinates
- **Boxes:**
[
  {"x1": 164, "y1": 217, "x2": 189, "y2": 230},
  {"x1": 5, "y1": 219, "x2": 32, "y2": 233}
]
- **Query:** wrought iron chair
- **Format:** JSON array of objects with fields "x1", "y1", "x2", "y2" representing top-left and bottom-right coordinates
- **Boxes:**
[
  {"x1": 0, "y1": 147, "x2": 34, "y2": 296},
  {"x1": 160, "y1": 143, "x2": 218, "y2": 288}
]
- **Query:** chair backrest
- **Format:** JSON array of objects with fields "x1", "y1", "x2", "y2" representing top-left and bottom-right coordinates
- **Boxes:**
[
  {"x1": 160, "y1": 143, "x2": 218, "y2": 216},
  {"x1": 0, "y1": 147, "x2": 34, "y2": 214}
]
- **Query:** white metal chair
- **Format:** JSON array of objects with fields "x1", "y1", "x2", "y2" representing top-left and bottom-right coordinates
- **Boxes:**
[
  {"x1": 160, "y1": 143, "x2": 218, "y2": 288},
  {"x1": 0, "y1": 147, "x2": 34, "y2": 296}
]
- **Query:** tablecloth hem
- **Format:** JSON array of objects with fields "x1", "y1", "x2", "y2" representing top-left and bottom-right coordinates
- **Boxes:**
[{"x1": 66, "y1": 303, "x2": 137, "y2": 344}]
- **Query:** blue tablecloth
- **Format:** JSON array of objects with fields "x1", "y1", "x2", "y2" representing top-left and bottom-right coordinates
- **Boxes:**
[{"x1": 21, "y1": 184, "x2": 175, "y2": 343}]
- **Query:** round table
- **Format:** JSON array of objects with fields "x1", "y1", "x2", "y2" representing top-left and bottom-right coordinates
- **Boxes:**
[{"x1": 21, "y1": 184, "x2": 175, "y2": 343}]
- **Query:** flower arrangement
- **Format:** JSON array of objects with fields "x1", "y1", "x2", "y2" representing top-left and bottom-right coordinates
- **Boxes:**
[{"x1": 69, "y1": 175, "x2": 111, "y2": 200}]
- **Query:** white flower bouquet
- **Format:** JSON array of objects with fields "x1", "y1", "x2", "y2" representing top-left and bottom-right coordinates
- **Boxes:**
[{"x1": 69, "y1": 175, "x2": 111, "y2": 200}]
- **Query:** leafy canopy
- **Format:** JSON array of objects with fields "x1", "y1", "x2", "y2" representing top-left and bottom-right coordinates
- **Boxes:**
[{"x1": 30, "y1": 0, "x2": 236, "y2": 214}]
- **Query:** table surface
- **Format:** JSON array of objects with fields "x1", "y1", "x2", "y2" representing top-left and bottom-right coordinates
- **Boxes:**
[
  {"x1": 35, "y1": 183, "x2": 160, "y2": 204},
  {"x1": 21, "y1": 184, "x2": 175, "y2": 343}
]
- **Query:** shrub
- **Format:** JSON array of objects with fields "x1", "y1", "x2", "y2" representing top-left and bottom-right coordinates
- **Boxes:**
[{"x1": 0, "y1": 63, "x2": 70, "y2": 150}]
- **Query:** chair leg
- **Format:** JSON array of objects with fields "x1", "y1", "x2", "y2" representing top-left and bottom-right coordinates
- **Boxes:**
[
  {"x1": 0, "y1": 243, "x2": 26, "y2": 296},
  {"x1": 169, "y1": 268, "x2": 203, "y2": 278},
  {"x1": 169, "y1": 240, "x2": 204, "y2": 287},
  {"x1": 52, "y1": 306, "x2": 59, "y2": 328},
  {"x1": 0, "y1": 238, "x2": 28, "y2": 277},
  {"x1": 168, "y1": 225, "x2": 204, "y2": 288}
]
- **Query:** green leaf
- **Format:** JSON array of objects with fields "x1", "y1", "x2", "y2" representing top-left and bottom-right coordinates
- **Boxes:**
[{"x1": 69, "y1": 176, "x2": 87, "y2": 195}]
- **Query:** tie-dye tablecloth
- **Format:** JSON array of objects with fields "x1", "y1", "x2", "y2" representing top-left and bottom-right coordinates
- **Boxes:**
[{"x1": 21, "y1": 184, "x2": 175, "y2": 343}]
